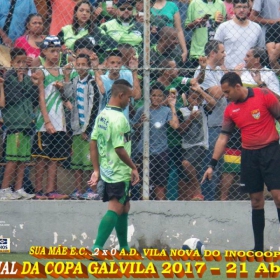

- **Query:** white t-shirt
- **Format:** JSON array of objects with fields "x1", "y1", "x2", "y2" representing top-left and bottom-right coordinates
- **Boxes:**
[
  {"x1": 241, "y1": 67, "x2": 280, "y2": 96},
  {"x1": 214, "y1": 20, "x2": 264, "y2": 69}
]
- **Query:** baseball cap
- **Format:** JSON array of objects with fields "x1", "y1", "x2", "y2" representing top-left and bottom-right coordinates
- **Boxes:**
[
  {"x1": 74, "y1": 37, "x2": 104, "y2": 54},
  {"x1": 39, "y1": 35, "x2": 61, "y2": 49}
]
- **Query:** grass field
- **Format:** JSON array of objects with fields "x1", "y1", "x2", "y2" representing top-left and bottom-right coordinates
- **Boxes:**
[{"x1": 0, "y1": 253, "x2": 272, "y2": 279}]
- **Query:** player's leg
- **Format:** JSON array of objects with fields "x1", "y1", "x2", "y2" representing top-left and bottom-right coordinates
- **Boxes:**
[
  {"x1": 250, "y1": 191, "x2": 265, "y2": 252},
  {"x1": 115, "y1": 201, "x2": 130, "y2": 252},
  {"x1": 92, "y1": 181, "x2": 130, "y2": 251}
]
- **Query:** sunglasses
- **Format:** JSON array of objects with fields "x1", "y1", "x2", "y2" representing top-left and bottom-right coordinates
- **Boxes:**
[{"x1": 119, "y1": 6, "x2": 133, "y2": 11}]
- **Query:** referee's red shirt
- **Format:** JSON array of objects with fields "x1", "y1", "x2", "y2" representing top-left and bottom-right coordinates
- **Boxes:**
[{"x1": 222, "y1": 88, "x2": 280, "y2": 150}]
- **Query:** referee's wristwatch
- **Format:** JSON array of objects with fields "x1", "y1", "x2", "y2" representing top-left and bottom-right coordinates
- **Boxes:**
[{"x1": 258, "y1": 82, "x2": 267, "y2": 88}]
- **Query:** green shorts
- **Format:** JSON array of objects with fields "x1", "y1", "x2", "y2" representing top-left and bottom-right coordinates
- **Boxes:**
[
  {"x1": 223, "y1": 162, "x2": 241, "y2": 173},
  {"x1": 5, "y1": 132, "x2": 31, "y2": 162},
  {"x1": 71, "y1": 135, "x2": 92, "y2": 170}
]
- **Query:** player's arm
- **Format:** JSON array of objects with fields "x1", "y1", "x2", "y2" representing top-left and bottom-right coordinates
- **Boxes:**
[
  {"x1": 88, "y1": 140, "x2": 100, "y2": 187},
  {"x1": 115, "y1": 147, "x2": 139, "y2": 185},
  {"x1": 0, "y1": 77, "x2": 5, "y2": 108}
]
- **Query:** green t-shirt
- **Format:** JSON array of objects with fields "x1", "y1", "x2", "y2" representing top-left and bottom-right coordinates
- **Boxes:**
[
  {"x1": 151, "y1": 1, "x2": 179, "y2": 27},
  {"x1": 91, "y1": 105, "x2": 132, "y2": 183},
  {"x1": 186, "y1": 0, "x2": 226, "y2": 59}
]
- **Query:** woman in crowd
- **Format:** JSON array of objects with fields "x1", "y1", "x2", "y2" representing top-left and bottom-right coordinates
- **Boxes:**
[
  {"x1": 14, "y1": 14, "x2": 45, "y2": 66},
  {"x1": 57, "y1": 1, "x2": 95, "y2": 51},
  {"x1": 151, "y1": 0, "x2": 188, "y2": 62}
]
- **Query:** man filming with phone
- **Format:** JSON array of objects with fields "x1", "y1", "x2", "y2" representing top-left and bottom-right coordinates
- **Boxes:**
[{"x1": 185, "y1": 0, "x2": 226, "y2": 70}]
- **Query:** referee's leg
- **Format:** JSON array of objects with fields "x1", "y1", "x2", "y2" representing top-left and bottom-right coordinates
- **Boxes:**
[{"x1": 250, "y1": 191, "x2": 265, "y2": 252}]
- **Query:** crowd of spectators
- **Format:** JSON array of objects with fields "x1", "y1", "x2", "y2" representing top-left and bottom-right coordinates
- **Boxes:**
[{"x1": 0, "y1": 0, "x2": 280, "y2": 201}]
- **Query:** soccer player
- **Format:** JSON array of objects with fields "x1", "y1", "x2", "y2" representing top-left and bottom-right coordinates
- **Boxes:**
[
  {"x1": 202, "y1": 72, "x2": 280, "y2": 252},
  {"x1": 88, "y1": 79, "x2": 140, "y2": 253}
]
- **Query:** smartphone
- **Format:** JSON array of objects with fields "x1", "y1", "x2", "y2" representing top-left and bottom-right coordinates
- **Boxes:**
[{"x1": 203, "y1": 14, "x2": 211, "y2": 19}]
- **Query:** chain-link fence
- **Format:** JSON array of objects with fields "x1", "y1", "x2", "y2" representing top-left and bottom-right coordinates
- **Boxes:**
[{"x1": 0, "y1": 0, "x2": 279, "y2": 201}]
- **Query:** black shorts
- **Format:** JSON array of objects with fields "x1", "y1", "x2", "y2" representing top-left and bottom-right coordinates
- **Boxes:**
[
  {"x1": 103, "y1": 181, "x2": 131, "y2": 204},
  {"x1": 241, "y1": 142, "x2": 280, "y2": 193},
  {"x1": 32, "y1": 131, "x2": 70, "y2": 160},
  {"x1": 266, "y1": 23, "x2": 280, "y2": 44},
  {"x1": 135, "y1": 151, "x2": 169, "y2": 187}
]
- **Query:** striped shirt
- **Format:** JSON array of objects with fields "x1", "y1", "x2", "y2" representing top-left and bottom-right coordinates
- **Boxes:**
[{"x1": 76, "y1": 76, "x2": 88, "y2": 126}]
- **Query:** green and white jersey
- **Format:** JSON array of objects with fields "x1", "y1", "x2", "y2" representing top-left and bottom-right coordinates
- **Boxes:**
[
  {"x1": 36, "y1": 68, "x2": 66, "y2": 132},
  {"x1": 91, "y1": 105, "x2": 131, "y2": 183}
]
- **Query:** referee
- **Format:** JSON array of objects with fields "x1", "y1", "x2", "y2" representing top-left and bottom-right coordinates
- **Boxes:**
[{"x1": 202, "y1": 72, "x2": 280, "y2": 252}]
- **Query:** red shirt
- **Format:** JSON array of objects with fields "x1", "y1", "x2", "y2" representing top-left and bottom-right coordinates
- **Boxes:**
[
  {"x1": 14, "y1": 36, "x2": 41, "y2": 57},
  {"x1": 222, "y1": 88, "x2": 280, "y2": 150}
]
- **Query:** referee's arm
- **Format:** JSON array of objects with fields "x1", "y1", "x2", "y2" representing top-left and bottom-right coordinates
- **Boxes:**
[{"x1": 201, "y1": 131, "x2": 231, "y2": 184}]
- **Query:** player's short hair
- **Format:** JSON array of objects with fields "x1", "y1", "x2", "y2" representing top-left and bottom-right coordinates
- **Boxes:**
[
  {"x1": 233, "y1": 0, "x2": 248, "y2": 6},
  {"x1": 204, "y1": 40, "x2": 223, "y2": 57},
  {"x1": 220, "y1": 72, "x2": 243, "y2": 87},
  {"x1": 250, "y1": 47, "x2": 268, "y2": 68},
  {"x1": 10, "y1": 48, "x2": 27, "y2": 61},
  {"x1": 76, "y1": 53, "x2": 91, "y2": 66},
  {"x1": 111, "y1": 79, "x2": 132, "y2": 97}
]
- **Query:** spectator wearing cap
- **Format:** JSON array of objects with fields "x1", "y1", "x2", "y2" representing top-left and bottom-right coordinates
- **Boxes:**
[
  {"x1": 151, "y1": 0, "x2": 188, "y2": 63},
  {"x1": 14, "y1": 14, "x2": 45, "y2": 67},
  {"x1": 32, "y1": 35, "x2": 71, "y2": 200},
  {"x1": 99, "y1": 0, "x2": 143, "y2": 50},
  {"x1": 0, "y1": 0, "x2": 37, "y2": 47},
  {"x1": 57, "y1": 1, "x2": 98, "y2": 51}
]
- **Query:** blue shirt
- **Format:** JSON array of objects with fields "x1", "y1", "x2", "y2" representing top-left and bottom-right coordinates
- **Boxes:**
[
  {"x1": 0, "y1": 0, "x2": 37, "y2": 42},
  {"x1": 101, "y1": 69, "x2": 133, "y2": 120},
  {"x1": 131, "y1": 106, "x2": 172, "y2": 155}
]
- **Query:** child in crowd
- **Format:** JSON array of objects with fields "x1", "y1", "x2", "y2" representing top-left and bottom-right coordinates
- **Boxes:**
[
  {"x1": 64, "y1": 53, "x2": 104, "y2": 199},
  {"x1": 131, "y1": 83, "x2": 179, "y2": 200},
  {"x1": 177, "y1": 82, "x2": 216, "y2": 201},
  {"x1": 0, "y1": 48, "x2": 43, "y2": 200},
  {"x1": 32, "y1": 36, "x2": 71, "y2": 200}
]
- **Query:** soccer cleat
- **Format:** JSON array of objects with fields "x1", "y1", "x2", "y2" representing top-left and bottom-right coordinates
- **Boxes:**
[
  {"x1": 80, "y1": 188, "x2": 100, "y2": 200},
  {"x1": 15, "y1": 188, "x2": 35, "y2": 200},
  {"x1": 46, "y1": 191, "x2": 69, "y2": 200},
  {"x1": 69, "y1": 189, "x2": 82, "y2": 200},
  {"x1": 0, "y1": 188, "x2": 22, "y2": 200},
  {"x1": 34, "y1": 191, "x2": 48, "y2": 200}
]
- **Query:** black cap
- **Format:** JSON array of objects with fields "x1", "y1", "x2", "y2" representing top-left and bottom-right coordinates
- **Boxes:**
[{"x1": 74, "y1": 37, "x2": 104, "y2": 54}]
